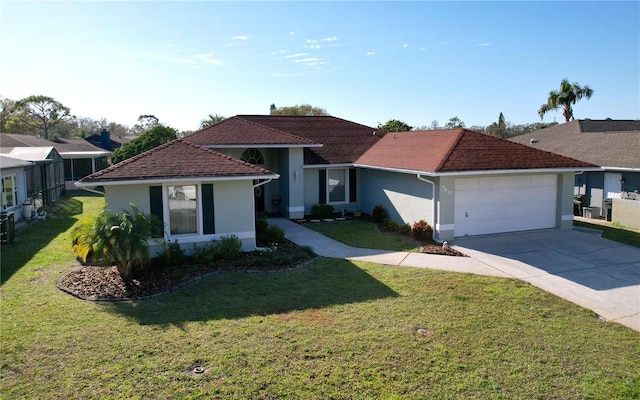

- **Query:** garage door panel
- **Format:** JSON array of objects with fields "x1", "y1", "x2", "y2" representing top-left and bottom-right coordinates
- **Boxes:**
[{"x1": 454, "y1": 175, "x2": 557, "y2": 237}]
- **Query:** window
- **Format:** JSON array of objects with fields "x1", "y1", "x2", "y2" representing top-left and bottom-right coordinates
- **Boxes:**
[
  {"x1": 168, "y1": 185, "x2": 198, "y2": 235},
  {"x1": 1, "y1": 176, "x2": 17, "y2": 210},
  {"x1": 328, "y1": 169, "x2": 346, "y2": 203},
  {"x1": 241, "y1": 148, "x2": 264, "y2": 165}
]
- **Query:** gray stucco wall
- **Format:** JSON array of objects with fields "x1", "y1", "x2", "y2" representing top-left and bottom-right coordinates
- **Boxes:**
[
  {"x1": 104, "y1": 180, "x2": 257, "y2": 253},
  {"x1": 360, "y1": 169, "x2": 434, "y2": 226},
  {"x1": 1, "y1": 166, "x2": 29, "y2": 221}
]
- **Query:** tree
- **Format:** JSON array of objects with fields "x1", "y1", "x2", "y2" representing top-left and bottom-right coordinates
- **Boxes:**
[
  {"x1": 13, "y1": 95, "x2": 73, "y2": 139},
  {"x1": 270, "y1": 104, "x2": 329, "y2": 116},
  {"x1": 430, "y1": 120, "x2": 440, "y2": 130},
  {"x1": 200, "y1": 113, "x2": 225, "y2": 129},
  {"x1": 377, "y1": 119, "x2": 413, "y2": 132},
  {"x1": 270, "y1": 103, "x2": 277, "y2": 114},
  {"x1": 444, "y1": 116, "x2": 466, "y2": 129},
  {"x1": 111, "y1": 125, "x2": 178, "y2": 164},
  {"x1": 129, "y1": 114, "x2": 159, "y2": 135},
  {"x1": 0, "y1": 97, "x2": 20, "y2": 132},
  {"x1": 538, "y1": 78, "x2": 593, "y2": 122},
  {"x1": 71, "y1": 204, "x2": 163, "y2": 280}
]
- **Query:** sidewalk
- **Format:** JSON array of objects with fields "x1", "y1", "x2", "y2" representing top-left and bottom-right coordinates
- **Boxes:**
[{"x1": 269, "y1": 218, "x2": 640, "y2": 331}]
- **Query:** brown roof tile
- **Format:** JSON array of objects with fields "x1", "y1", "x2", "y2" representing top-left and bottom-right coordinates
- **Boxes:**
[
  {"x1": 186, "y1": 116, "x2": 319, "y2": 147},
  {"x1": 79, "y1": 138, "x2": 275, "y2": 184},
  {"x1": 510, "y1": 120, "x2": 640, "y2": 168},
  {"x1": 357, "y1": 129, "x2": 595, "y2": 173}
]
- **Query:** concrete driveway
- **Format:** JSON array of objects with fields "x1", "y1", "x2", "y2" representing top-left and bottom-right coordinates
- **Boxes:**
[
  {"x1": 451, "y1": 228, "x2": 640, "y2": 331},
  {"x1": 270, "y1": 218, "x2": 640, "y2": 331}
]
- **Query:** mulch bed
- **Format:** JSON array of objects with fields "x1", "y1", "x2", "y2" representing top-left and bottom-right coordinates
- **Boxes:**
[
  {"x1": 57, "y1": 238, "x2": 465, "y2": 301},
  {"x1": 57, "y1": 240, "x2": 310, "y2": 301}
]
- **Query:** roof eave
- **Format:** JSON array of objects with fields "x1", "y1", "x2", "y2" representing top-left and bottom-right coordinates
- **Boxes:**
[
  {"x1": 202, "y1": 144, "x2": 323, "y2": 149},
  {"x1": 76, "y1": 173, "x2": 280, "y2": 187},
  {"x1": 353, "y1": 163, "x2": 601, "y2": 176}
]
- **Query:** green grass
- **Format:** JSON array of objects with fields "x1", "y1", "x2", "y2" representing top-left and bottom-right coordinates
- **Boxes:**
[
  {"x1": 1, "y1": 194, "x2": 639, "y2": 399},
  {"x1": 574, "y1": 220, "x2": 640, "y2": 248},
  {"x1": 305, "y1": 219, "x2": 420, "y2": 251}
]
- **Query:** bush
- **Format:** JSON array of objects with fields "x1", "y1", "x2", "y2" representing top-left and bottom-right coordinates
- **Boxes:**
[
  {"x1": 372, "y1": 205, "x2": 388, "y2": 223},
  {"x1": 263, "y1": 225, "x2": 285, "y2": 246},
  {"x1": 155, "y1": 240, "x2": 185, "y2": 267},
  {"x1": 412, "y1": 220, "x2": 433, "y2": 242},
  {"x1": 311, "y1": 204, "x2": 335, "y2": 219},
  {"x1": 191, "y1": 241, "x2": 217, "y2": 264},
  {"x1": 398, "y1": 223, "x2": 412, "y2": 236},
  {"x1": 255, "y1": 217, "x2": 269, "y2": 237},
  {"x1": 215, "y1": 235, "x2": 242, "y2": 260},
  {"x1": 381, "y1": 218, "x2": 400, "y2": 232}
]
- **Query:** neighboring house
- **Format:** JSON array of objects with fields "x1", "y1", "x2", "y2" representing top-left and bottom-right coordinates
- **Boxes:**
[
  {"x1": 0, "y1": 133, "x2": 111, "y2": 191},
  {"x1": 0, "y1": 155, "x2": 32, "y2": 221},
  {"x1": 1, "y1": 146, "x2": 64, "y2": 206},
  {"x1": 510, "y1": 119, "x2": 640, "y2": 228},
  {"x1": 78, "y1": 115, "x2": 596, "y2": 249},
  {"x1": 85, "y1": 130, "x2": 136, "y2": 151},
  {"x1": 76, "y1": 139, "x2": 279, "y2": 252}
]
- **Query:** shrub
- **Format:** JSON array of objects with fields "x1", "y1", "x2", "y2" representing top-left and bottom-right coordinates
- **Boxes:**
[
  {"x1": 255, "y1": 217, "x2": 269, "y2": 237},
  {"x1": 191, "y1": 241, "x2": 217, "y2": 265},
  {"x1": 311, "y1": 204, "x2": 335, "y2": 219},
  {"x1": 155, "y1": 240, "x2": 185, "y2": 267},
  {"x1": 215, "y1": 235, "x2": 242, "y2": 261},
  {"x1": 382, "y1": 218, "x2": 400, "y2": 232},
  {"x1": 372, "y1": 205, "x2": 388, "y2": 223},
  {"x1": 263, "y1": 225, "x2": 285, "y2": 246},
  {"x1": 398, "y1": 223, "x2": 412, "y2": 236},
  {"x1": 412, "y1": 220, "x2": 433, "y2": 242}
]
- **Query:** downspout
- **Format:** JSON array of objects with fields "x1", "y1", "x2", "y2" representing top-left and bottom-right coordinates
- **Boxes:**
[
  {"x1": 252, "y1": 178, "x2": 273, "y2": 250},
  {"x1": 416, "y1": 174, "x2": 442, "y2": 243}
]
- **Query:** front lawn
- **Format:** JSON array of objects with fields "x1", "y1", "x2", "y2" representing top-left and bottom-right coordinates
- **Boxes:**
[
  {"x1": 305, "y1": 219, "x2": 420, "y2": 252},
  {"x1": 1, "y1": 194, "x2": 639, "y2": 398},
  {"x1": 574, "y1": 220, "x2": 640, "y2": 248}
]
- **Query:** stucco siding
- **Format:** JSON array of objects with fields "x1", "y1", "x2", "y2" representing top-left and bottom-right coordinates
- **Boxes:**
[
  {"x1": 303, "y1": 168, "x2": 320, "y2": 214},
  {"x1": 360, "y1": 169, "x2": 434, "y2": 226}
]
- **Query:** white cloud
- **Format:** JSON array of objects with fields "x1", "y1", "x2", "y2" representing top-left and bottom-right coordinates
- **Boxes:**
[
  {"x1": 295, "y1": 58, "x2": 321, "y2": 63},
  {"x1": 289, "y1": 32, "x2": 295, "y2": 36},
  {"x1": 367, "y1": 51, "x2": 376, "y2": 56},
  {"x1": 285, "y1": 53, "x2": 308, "y2": 59},
  {"x1": 232, "y1": 36, "x2": 249, "y2": 40},
  {"x1": 403, "y1": 44, "x2": 409, "y2": 48},
  {"x1": 304, "y1": 45, "x2": 322, "y2": 49},
  {"x1": 194, "y1": 53, "x2": 224, "y2": 66},
  {"x1": 306, "y1": 39, "x2": 318, "y2": 43},
  {"x1": 322, "y1": 37, "x2": 338, "y2": 42},
  {"x1": 478, "y1": 42, "x2": 490, "y2": 47}
]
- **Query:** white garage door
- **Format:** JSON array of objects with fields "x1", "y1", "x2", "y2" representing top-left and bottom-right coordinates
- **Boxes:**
[{"x1": 454, "y1": 175, "x2": 557, "y2": 237}]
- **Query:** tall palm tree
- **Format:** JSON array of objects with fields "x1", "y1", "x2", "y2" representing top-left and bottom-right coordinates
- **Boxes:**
[
  {"x1": 538, "y1": 78, "x2": 593, "y2": 122},
  {"x1": 200, "y1": 113, "x2": 225, "y2": 129}
]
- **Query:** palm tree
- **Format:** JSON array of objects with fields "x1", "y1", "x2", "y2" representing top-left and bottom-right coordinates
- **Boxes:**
[
  {"x1": 71, "y1": 204, "x2": 163, "y2": 280},
  {"x1": 538, "y1": 78, "x2": 593, "y2": 122},
  {"x1": 200, "y1": 113, "x2": 225, "y2": 129}
]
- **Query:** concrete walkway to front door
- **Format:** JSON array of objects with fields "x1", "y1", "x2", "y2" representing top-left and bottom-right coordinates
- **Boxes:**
[{"x1": 269, "y1": 218, "x2": 640, "y2": 331}]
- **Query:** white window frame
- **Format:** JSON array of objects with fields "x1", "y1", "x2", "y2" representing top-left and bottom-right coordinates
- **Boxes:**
[
  {"x1": 1, "y1": 175, "x2": 18, "y2": 210},
  {"x1": 164, "y1": 183, "x2": 201, "y2": 237},
  {"x1": 327, "y1": 168, "x2": 349, "y2": 204}
]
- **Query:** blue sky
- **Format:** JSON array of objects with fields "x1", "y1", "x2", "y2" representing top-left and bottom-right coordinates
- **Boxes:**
[{"x1": 1, "y1": 1, "x2": 638, "y2": 132}]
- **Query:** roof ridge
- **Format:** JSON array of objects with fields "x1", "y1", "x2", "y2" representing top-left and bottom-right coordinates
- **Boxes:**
[
  {"x1": 506, "y1": 136, "x2": 596, "y2": 166},
  {"x1": 434, "y1": 129, "x2": 466, "y2": 172},
  {"x1": 179, "y1": 138, "x2": 272, "y2": 174},
  {"x1": 233, "y1": 116, "x2": 318, "y2": 144}
]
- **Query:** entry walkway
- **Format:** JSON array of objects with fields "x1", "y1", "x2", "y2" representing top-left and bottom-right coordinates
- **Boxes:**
[{"x1": 268, "y1": 218, "x2": 640, "y2": 332}]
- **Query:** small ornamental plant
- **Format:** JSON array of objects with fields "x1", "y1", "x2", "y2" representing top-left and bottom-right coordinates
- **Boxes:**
[{"x1": 412, "y1": 220, "x2": 433, "y2": 242}]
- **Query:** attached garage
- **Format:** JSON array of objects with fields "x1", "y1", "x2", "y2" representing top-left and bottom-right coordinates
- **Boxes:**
[{"x1": 454, "y1": 174, "x2": 557, "y2": 237}]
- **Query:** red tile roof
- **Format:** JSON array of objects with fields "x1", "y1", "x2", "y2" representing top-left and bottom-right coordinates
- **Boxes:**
[
  {"x1": 188, "y1": 115, "x2": 384, "y2": 164},
  {"x1": 79, "y1": 138, "x2": 276, "y2": 184},
  {"x1": 186, "y1": 116, "x2": 319, "y2": 147},
  {"x1": 356, "y1": 129, "x2": 595, "y2": 173}
]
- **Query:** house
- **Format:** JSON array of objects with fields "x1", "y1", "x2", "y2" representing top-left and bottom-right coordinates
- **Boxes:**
[
  {"x1": 76, "y1": 138, "x2": 278, "y2": 252},
  {"x1": 78, "y1": 115, "x2": 597, "y2": 249},
  {"x1": 0, "y1": 133, "x2": 111, "y2": 191},
  {"x1": 85, "y1": 129, "x2": 136, "y2": 151},
  {"x1": 0, "y1": 146, "x2": 65, "y2": 206},
  {"x1": 509, "y1": 119, "x2": 640, "y2": 229},
  {"x1": 0, "y1": 155, "x2": 33, "y2": 221}
]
